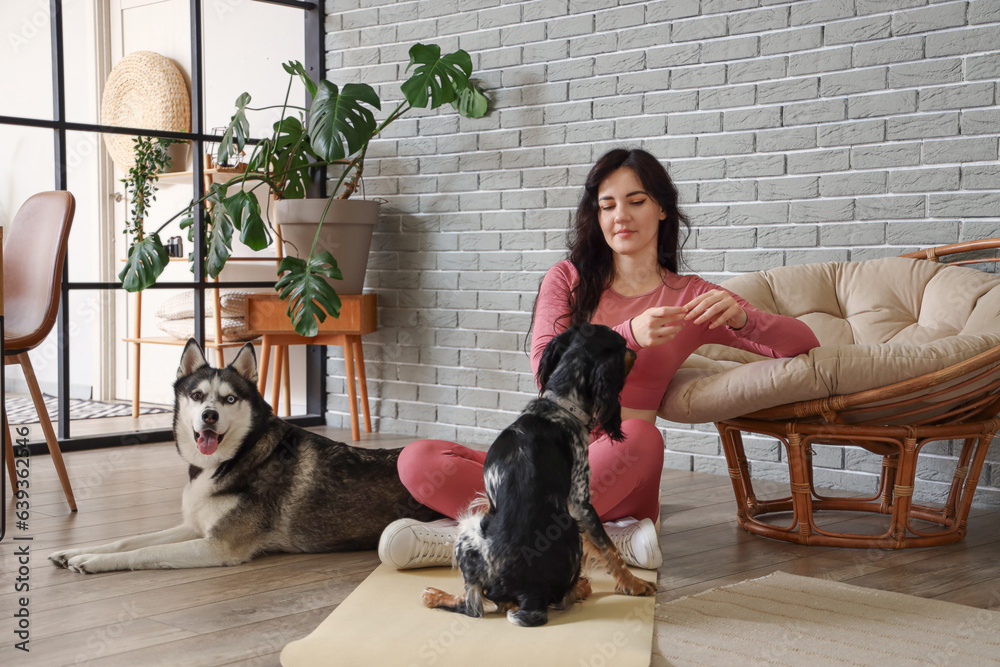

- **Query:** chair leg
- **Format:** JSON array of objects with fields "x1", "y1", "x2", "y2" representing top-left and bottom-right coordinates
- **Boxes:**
[
  {"x1": 944, "y1": 437, "x2": 977, "y2": 521},
  {"x1": 785, "y1": 431, "x2": 814, "y2": 543},
  {"x1": 18, "y1": 352, "x2": 77, "y2": 511},
  {"x1": 3, "y1": 410, "x2": 16, "y2": 494},
  {"x1": 889, "y1": 436, "x2": 919, "y2": 546},
  {"x1": 282, "y1": 346, "x2": 291, "y2": 417},
  {"x1": 952, "y1": 428, "x2": 997, "y2": 532},
  {"x1": 343, "y1": 338, "x2": 360, "y2": 441},
  {"x1": 271, "y1": 345, "x2": 284, "y2": 413},
  {"x1": 258, "y1": 338, "x2": 271, "y2": 397},
  {"x1": 717, "y1": 423, "x2": 758, "y2": 520},
  {"x1": 353, "y1": 339, "x2": 372, "y2": 434}
]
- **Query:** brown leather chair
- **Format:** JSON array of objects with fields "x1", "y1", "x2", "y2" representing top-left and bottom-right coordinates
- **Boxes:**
[{"x1": 3, "y1": 191, "x2": 77, "y2": 511}]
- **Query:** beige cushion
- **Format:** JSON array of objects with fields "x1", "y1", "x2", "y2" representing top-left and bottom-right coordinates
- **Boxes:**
[
  {"x1": 659, "y1": 257, "x2": 1000, "y2": 424},
  {"x1": 155, "y1": 289, "x2": 255, "y2": 321},
  {"x1": 157, "y1": 317, "x2": 257, "y2": 343}
]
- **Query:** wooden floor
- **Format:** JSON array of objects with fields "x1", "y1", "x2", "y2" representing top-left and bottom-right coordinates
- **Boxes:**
[{"x1": 1, "y1": 427, "x2": 998, "y2": 666}]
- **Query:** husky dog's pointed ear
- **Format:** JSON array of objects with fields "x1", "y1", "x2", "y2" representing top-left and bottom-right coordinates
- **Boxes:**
[
  {"x1": 230, "y1": 342, "x2": 258, "y2": 383},
  {"x1": 178, "y1": 339, "x2": 209, "y2": 378}
]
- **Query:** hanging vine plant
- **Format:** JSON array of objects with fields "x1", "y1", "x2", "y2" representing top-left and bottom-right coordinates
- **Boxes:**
[{"x1": 118, "y1": 136, "x2": 178, "y2": 292}]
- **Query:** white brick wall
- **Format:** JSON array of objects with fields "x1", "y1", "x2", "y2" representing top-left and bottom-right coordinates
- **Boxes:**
[{"x1": 324, "y1": 0, "x2": 1000, "y2": 508}]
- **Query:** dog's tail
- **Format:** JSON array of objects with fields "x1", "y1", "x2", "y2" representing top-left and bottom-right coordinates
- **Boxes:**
[
  {"x1": 456, "y1": 492, "x2": 491, "y2": 556},
  {"x1": 462, "y1": 492, "x2": 491, "y2": 516},
  {"x1": 507, "y1": 607, "x2": 548, "y2": 627}
]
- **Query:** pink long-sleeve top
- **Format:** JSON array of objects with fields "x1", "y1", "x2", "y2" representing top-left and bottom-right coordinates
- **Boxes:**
[{"x1": 531, "y1": 260, "x2": 821, "y2": 411}]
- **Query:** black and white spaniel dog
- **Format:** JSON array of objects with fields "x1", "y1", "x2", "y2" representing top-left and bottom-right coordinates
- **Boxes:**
[{"x1": 422, "y1": 324, "x2": 656, "y2": 626}]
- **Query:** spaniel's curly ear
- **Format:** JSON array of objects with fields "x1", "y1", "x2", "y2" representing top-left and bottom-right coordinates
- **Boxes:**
[
  {"x1": 536, "y1": 326, "x2": 578, "y2": 391},
  {"x1": 590, "y1": 350, "x2": 626, "y2": 441},
  {"x1": 590, "y1": 335, "x2": 633, "y2": 442}
]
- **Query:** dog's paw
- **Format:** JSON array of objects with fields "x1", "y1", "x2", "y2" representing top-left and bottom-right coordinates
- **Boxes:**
[
  {"x1": 422, "y1": 587, "x2": 446, "y2": 608},
  {"x1": 66, "y1": 554, "x2": 114, "y2": 574},
  {"x1": 48, "y1": 549, "x2": 83, "y2": 568},
  {"x1": 616, "y1": 577, "x2": 657, "y2": 597}
]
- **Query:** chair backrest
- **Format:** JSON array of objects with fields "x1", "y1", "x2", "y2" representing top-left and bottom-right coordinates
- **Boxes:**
[
  {"x1": 717, "y1": 256, "x2": 1000, "y2": 348},
  {"x1": 3, "y1": 191, "x2": 76, "y2": 352}
]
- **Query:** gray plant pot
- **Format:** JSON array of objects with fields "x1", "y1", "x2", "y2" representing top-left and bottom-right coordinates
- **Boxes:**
[
  {"x1": 273, "y1": 198, "x2": 379, "y2": 295},
  {"x1": 163, "y1": 141, "x2": 191, "y2": 173}
]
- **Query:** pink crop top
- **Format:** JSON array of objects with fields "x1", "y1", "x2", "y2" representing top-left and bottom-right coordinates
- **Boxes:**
[{"x1": 531, "y1": 260, "x2": 821, "y2": 411}]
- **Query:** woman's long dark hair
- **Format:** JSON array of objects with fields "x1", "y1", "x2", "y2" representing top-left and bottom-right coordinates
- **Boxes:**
[{"x1": 566, "y1": 148, "x2": 690, "y2": 325}]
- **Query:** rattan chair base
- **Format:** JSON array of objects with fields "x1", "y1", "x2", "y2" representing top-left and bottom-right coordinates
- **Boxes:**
[
  {"x1": 718, "y1": 417, "x2": 999, "y2": 549},
  {"x1": 709, "y1": 239, "x2": 1000, "y2": 549}
]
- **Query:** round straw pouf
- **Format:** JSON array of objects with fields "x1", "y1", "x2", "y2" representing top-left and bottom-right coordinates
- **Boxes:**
[{"x1": 101, "y1": 50, "x2": 191, "y2": 170}]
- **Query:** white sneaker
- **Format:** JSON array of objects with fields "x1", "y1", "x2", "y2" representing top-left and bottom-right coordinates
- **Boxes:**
[
  {"x1": 604, "y1": 517, "x2": 663, "y2": 570},
  {"x1": 378, "y1": 518, "x2": 459, "y2": 570}
]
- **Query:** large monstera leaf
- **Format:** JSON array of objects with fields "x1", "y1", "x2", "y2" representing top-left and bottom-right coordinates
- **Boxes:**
[
  {"x1": 401, "y1": 43, "x2": 473, "y2": 110},
  {"x1": 222, "y1": 190, "x2": 269, "y2": 251},
  {"x1": 206, "y1": 199, "x2": 234, "y2": 279},
  {"x1": 453, "y1": 81, "x2": 490, "y2": 118},
  {"x1": 282, "y1": 60, "x2": 318, "y2": 100},
  {"x1": 119, "y1": 233, "x2": 169, "y2": 292},
  {"x1": 218, "y1": 92, "x2": 251, "y2": 166},
  {"x1": 275, "y1": 252, "x2": 343, "y2": 337},
  {"x1": 308, "y1": 81, "x2": 380, "y2": 163}
]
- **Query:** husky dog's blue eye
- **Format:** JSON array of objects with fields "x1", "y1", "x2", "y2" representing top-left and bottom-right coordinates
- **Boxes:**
[
  {"x1": 225, "y1": 395, "x2": 237, "y2": 404},
  {"x1": 191, "y1": 391, "x2": 203, "y2": 401}
]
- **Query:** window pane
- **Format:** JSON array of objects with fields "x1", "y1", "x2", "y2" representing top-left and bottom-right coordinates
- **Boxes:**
[
  {"x1": 66, "y1": 130, "x2": 106, "y2": 283},
  {"x1": 63, "y1": 0, "x2": 100, "y2": 125},
  {"x1": 0, "y1": 0, "x2": 54, "y2": 120},
  {"x1": 203, "y1": 3, "x2": 305, "y2": 142},
  {"x1": 0, "y1": 125, "x2": 56, "y2": 226}
]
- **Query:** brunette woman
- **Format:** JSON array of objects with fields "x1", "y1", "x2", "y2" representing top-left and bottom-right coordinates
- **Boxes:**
[{"x1": 379, "y1": 148, "x2": 819, "y2": 570}]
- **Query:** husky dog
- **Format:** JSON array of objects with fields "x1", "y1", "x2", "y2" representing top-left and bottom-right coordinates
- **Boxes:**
[{"x1": 49, "y1": 339, "x2": 439, "y2": 574}]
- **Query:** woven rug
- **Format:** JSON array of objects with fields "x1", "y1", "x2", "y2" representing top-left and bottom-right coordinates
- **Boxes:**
[
  {"x1": 652, "y1": 571, "x2": 1000, "y2": 666},
  {"x1": 5, "y1": 395, "x2": 169, "y2": 424}
]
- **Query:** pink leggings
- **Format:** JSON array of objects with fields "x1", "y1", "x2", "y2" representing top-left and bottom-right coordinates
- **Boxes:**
[{"x1": 397, "y1": 419, "x2": 664, "y2": 522}]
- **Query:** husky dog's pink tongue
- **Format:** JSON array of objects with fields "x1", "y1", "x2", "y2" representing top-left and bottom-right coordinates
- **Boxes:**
[{"x1": 197, "y1": 430, "x2": 220, "y2": 455}]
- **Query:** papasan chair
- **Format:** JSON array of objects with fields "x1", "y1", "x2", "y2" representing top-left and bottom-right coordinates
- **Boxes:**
[{"x1": 659, "y1": 239, "x2": 1000, "y2": 549}]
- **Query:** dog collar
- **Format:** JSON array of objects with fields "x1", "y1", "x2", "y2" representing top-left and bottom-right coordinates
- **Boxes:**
[{"x1": 541, "y1": 391, "x2": 592, "y2": 429}]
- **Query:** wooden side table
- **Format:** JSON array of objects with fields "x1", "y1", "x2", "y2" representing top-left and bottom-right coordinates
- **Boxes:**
[{"x1": 246, "y1": 293, "x2": 377, "y2": 441}]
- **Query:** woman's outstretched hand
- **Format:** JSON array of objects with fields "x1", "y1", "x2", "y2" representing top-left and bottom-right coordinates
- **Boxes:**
[
  {"x1": 684, "y1": 290, "x2": 748, "y2": 330},
  {"x1": 630, "y1": 306, "x2": 688, "y2": 348}
]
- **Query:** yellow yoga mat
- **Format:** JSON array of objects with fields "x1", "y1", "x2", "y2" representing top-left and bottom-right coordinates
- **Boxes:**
[{"x1": 281, "y1": 563, "x2": 657, "y2": 667}]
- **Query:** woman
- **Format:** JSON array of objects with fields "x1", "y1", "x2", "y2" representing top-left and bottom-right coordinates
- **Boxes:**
[{"x1": 379, "y1": 148, "x2": 820, "y2": 570}]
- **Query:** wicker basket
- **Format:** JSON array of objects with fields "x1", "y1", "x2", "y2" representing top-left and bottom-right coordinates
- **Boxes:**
[{"x1": 100, "y1": 50, "x2": 191, "y2": 171}]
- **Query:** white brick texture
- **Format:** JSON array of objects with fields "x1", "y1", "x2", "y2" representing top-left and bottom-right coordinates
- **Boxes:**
[{"x1": 325, "y1": 0, "x2": 1000, "y2": 509}]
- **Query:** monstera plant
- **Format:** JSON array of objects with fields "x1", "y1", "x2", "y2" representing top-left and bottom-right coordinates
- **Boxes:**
[{"x1": 119, "y1": 43, "x2": 490, "y2": 336}]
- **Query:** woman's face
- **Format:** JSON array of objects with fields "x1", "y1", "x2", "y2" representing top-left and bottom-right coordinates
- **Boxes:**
[{"x1": 597, "y1": 167, "x2": 666, "y2": 260}]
